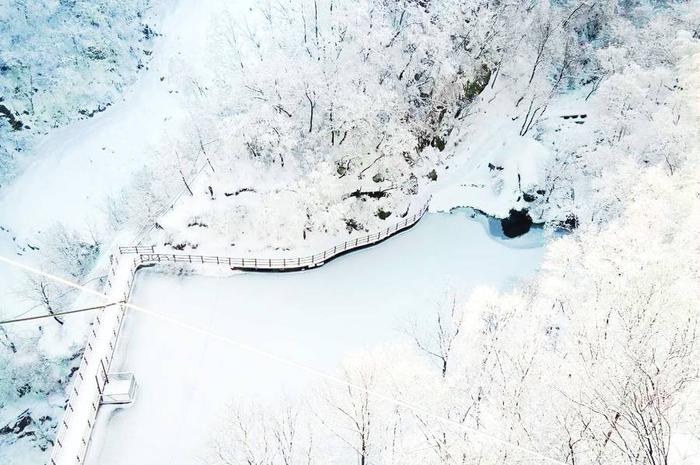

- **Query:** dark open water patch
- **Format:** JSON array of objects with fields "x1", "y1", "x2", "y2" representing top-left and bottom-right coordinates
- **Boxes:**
[{"x1": 446, "y1": 207, "x2": 546, "y2": 249}]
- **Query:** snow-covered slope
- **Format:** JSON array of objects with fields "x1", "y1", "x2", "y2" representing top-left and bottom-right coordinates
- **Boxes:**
[{"x1": 0, "y1": 0, "x2": 155, "y2": 185}]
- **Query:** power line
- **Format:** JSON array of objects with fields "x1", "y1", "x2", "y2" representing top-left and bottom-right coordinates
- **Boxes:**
[
  {"x1": 0, "y1": 302, "x2": 122, "y2": 326},
  {"x1": 0, "y1": 253, "x2": 568, "y2": 465}
]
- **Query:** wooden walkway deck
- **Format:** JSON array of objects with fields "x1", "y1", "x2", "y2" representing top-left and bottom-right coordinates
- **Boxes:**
[{"x1": 119, "y1": 200, "x2": 430, "y2": 272}]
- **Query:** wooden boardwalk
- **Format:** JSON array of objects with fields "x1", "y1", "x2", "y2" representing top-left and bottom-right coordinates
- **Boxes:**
[{"x1": 119, "y1": 200, "x2": 430, "y2": 271}]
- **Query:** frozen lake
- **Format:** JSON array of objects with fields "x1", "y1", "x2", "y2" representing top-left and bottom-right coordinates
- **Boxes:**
[{"x1": 85, "y1": 209, "x2": 545, "y2": 465}]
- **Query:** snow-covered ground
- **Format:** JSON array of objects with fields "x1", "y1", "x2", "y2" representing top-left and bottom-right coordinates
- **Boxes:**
[{"x1": 84, "y1": 209, "x2": 545, "y2": 465}]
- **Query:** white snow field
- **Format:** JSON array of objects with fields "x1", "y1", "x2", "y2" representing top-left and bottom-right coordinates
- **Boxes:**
[
  {"x1": 0, "y1": 0, "x2": 210, "y2": 241},
  {"x1": 84, "y1": 210, "x2": 545, "y2": 465}
]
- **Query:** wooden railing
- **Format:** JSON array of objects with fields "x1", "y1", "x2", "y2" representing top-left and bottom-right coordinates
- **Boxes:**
[
  {"x1": 122, "y1": 199, "x2": 431, "y2": 271},
  {"x1": 118, "y1": 245, "x2": 155, "y2": 254}
]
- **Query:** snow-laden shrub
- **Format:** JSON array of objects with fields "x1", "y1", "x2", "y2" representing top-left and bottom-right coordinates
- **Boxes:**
[{"x1": 0, "y1": 337, "x2": 69, "y2": 407}]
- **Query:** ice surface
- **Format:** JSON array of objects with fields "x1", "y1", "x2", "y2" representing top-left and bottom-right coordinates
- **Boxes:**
[{"x1": 84, "y1": 210, "x2": 545, "y2": 465}]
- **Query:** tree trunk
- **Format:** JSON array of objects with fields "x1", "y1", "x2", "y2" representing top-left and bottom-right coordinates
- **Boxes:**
[{"x1": 305, "y1": 91, "x2": 315, "y2": 133}]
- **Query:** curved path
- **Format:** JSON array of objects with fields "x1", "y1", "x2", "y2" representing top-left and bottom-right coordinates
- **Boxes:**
[{"x1": 120, "y1": 201, "x2": 430, "y2": 271}]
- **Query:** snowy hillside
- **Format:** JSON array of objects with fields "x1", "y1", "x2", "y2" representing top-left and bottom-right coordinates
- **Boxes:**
[
  {"x1": 0, "y1": 0, "x2": 160, "y2": 186},
  {"x1": 0, "y1": 0, "x2": 699, "y2": 464},
  {"x1": 102, "y1": 0, "x2": 700, "y2": 256}
]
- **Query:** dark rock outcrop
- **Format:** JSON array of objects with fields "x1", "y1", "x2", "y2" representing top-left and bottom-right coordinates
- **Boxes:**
[
  {"x1": 376, "y1": 208, "x2": 392, "y2": 220},
  {"x1": 560, "y1": 213, "x2": 579, "y2": 231},
  {"x1": 348, "y1": 189, "x2": 389, "y2": 200},
  {"x1": 0, "y1": 410, "x2": 33, "y2": 439},
  {"x1": 344, "y1": 218, "x2": 364, "y2": 233},
  {"x1": 522, "y1": 192, "x2": 536, "y2": 202},
  {"x1": 0, "y1": 103, "x2": 24, "y2": 131}
]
